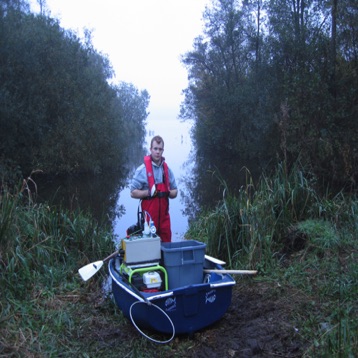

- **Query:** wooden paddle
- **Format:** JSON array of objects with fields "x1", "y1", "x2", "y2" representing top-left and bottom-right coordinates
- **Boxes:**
[{"x1": 78, "y1": 251, "x2": 119, "y2": 281}]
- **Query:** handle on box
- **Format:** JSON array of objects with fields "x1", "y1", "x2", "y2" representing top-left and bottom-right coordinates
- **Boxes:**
[{"x1": 181, "y1": 250, "x2": 195, "y2": 264}]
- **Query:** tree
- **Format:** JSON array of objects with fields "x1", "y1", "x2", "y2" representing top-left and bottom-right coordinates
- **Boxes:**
[
  {"x1": 113, "y1": 82, "x2": 149, "y2": 162},
  {"x1": 0, "y1": 6, "x2": 149, "y2": 176},
  {"x1": 265, "y1": 0, "x2": 357, "y2": 189},
  {"x1": 181, "y1": 0, "x2": 357, "y2": 197}
]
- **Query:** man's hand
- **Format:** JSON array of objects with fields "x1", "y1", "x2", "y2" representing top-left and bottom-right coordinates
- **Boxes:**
[
  {"x1": 169, "y1": 189, "x2": 178, "y2": 199},
  {"x1": 149, "y1": 185, "x2": 157, "y2": 197}
]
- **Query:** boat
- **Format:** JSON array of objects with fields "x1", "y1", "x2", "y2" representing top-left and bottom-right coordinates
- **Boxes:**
[
  {"x1": 108, "y1": 238, "x2": 236, "y2": 342},
  {"x1": 78, "y1": 212, "x2": 256, "y2": 343}
]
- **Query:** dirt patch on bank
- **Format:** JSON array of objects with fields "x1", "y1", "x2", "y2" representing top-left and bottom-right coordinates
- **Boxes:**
[
  {"x1": 88, "y1": 277, "x2": 310, "y2": 357},
  {"x1": 184, "y1": 279, "x2": 308, "y2": 357}
]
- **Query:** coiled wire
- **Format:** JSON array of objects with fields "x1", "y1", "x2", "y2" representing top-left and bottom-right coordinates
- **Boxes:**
[{"x1": 129, "y1": 300, "x2": 175, "y2": 344}]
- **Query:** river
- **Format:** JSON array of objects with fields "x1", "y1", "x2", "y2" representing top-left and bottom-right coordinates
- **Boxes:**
[{"x1": 34, "y1": 118, "x2": 194, "y2": 243}]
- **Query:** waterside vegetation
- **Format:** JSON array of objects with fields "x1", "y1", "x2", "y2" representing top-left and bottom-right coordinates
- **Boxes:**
[
  {"x1": 187, "y1": 163, "x2": 357, "y2": 357},
  {"x1": 1, "y1": 164, "x2": 357, "y2": 357},
  {"x1": 181, "y1": 0, "x2": 357, "y2": 196}
]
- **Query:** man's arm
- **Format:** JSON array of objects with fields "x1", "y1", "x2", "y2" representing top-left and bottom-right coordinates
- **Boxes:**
[
  {"x1": 131, "y1": 188, "x2": 177, "y2": 199},
  {"x1": 168, "y1": 167, "x2": 178, "y2": 199},
  {"x1": 130, "y1": 189, "x2": 149, "y2": 199}
]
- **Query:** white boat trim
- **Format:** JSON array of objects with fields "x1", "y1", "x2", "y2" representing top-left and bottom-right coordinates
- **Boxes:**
[{"x1": 210, "y1": 281, "x2": 236, "y2": 288}]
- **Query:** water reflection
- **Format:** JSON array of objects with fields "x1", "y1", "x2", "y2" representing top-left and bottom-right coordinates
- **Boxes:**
[
  {"x1": 181, "y1": 152, "x2": 262, "y2": 222},
  {"x1": 33, "y1": 170, "x2": 129, "y2": 225}
]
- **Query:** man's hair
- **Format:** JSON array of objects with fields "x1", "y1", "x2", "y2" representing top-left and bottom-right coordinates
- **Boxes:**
[{"x1": 151, "y1": 135, "x2": 164, "y2": 148}]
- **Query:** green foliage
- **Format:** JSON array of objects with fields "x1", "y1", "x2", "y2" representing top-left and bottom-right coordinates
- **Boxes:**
[
  {"x1": 186, "y1": 161, "x2": 357, "y2": 357},
  {"x1": 0, "y1": 177, "x2": 119, "y2": 355},
  {"x1": 181, "y1": 0, "x2": 358, "y2": 191},
  {"x1": 0, "y1": 6, "x2": 148, "y2": 176},
  {"x1": 0, "y1": 177, "x2": 114, "y2": 298},
  {"x1": 206, "y1": 178, "x2": 358, "y2": 358},
  {"x1": 114, "y1": 82, "x2": 149, "y2": 158},
  {"x1": 187, "y1": 162, "x2": 323, "y2": 268},
  {"x1": 295, "y1": 219, "x2": 338, "y2": 250}
]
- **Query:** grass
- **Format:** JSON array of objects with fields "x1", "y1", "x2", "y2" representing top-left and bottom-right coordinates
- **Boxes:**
[
  {"x1": 0, "y1": 176, "x2": 117, "y2": 356},
  {"x1": 0, "y1": 176, "x2": 197, "y2": 357},
  {"x1": 186, "y1": 162, "x2": 357, "y2": 357},
  {"x1": 1, "y1": 164, "x2": 357, "y2": 357}
]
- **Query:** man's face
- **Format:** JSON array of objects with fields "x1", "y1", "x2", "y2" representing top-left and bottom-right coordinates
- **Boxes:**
[{"x1": 150, "y1": 141, "x2": 164, "y2": 164}]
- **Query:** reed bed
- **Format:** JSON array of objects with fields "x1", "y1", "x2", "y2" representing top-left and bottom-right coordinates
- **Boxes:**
[
  {"x1": 0, "y1": 176, "x2": 115, "y2": 356},
  {"x1": 186, "y1": 162, "x2": 357, "y2": 357}
]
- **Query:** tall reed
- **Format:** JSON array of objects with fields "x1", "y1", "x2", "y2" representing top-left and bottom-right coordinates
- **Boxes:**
[
  {"x1": 187, "y1": 161, "x2": 357, "y2": 357},
  {"x1": 1, "y1": 176, "x2": 114, "y2": 298},
  {"x1": 1, "y1": 176, "x2": 116, "y2": 355},
  {"x1": 187, "y1": 161, "x2": 356, "y2": 270}
]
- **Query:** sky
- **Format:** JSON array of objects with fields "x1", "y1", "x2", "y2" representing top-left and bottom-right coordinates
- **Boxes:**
[{"x1": 31, "y1": 0, "x2": 210, "y2": 122}]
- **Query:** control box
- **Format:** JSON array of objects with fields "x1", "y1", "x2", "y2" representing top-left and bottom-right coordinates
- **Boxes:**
[{"x1": 122, "y1": 235, "x2": 161, "y2": 265}]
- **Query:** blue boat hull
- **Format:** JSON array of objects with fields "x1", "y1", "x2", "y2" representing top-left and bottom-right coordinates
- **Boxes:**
[{"x1": 109, "y1": 258, "x2": 235, "y2": 335}]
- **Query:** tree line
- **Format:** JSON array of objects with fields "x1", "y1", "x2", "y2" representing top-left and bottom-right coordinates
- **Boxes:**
[
  {"x1": 0, "y1": 0, "x2": 149, "y2": 178},
  {"x1": 180, "y1": 0, "x2": 357, "y2": 194}
]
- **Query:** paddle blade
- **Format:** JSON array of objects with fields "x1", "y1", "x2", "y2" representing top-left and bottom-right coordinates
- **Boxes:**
[
  {"x1": 205, "y1": 255, "x2": 226, "y2": 266},
  {"x1": 78, "y1": 260, "x2": 104, "y2": 281}
]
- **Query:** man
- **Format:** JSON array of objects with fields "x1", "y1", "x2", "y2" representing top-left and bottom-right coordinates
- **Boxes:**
[{"x1": 130, "y1": 135, "x2": 178, "y2": 242}]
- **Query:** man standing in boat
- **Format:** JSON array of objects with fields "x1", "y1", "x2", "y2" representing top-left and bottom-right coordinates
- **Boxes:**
[{"x1": 130, "y1": 135, "x2": 178, "y2": 242}]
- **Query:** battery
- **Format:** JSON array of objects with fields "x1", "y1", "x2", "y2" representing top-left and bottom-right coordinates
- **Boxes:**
[{"x1": 130, "y1": 273, "x2": 144, "y2": 290}]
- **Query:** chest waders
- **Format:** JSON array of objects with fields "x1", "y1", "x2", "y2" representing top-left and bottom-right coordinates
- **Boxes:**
[{"x1": 141, "y1": 156, "x2": 172, "y2": 242}]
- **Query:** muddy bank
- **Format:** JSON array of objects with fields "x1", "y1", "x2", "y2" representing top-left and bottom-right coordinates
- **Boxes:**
[{"x1": 186, "y1": 280, "x2": 307, "y2": 357}]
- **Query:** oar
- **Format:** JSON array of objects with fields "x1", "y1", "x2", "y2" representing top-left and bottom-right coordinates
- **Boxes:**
[
  {"x1": 78, "y1": 251, "x2": 119, "y2": 281},
  {"x1": 204, "y1": 269, "x2": 258, "y2": 275}
]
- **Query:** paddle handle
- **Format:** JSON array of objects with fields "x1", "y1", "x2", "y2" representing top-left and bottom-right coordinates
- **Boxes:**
[
  {"x1": 103, "y1": 250, "x2": 119, "y2": 262},
  {"x1": 204, "y1": 269, "x2": 258, "y2": 275}
]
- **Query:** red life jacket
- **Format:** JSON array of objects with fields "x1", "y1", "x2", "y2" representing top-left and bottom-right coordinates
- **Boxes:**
[{"x1": 141, "y1": 155, "x2": 172, "y2": 242}]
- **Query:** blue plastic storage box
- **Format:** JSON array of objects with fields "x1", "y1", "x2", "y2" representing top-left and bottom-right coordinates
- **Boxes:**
[{"x1": 161, "y1": 240, "x2": 206, "y2": 289}]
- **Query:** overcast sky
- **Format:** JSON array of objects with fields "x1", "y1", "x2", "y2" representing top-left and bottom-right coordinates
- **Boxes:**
[{"x1": 32, "y1": 0, "x2": 210, "y2": 122}]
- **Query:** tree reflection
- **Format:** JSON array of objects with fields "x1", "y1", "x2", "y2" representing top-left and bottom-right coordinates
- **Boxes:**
[
  {"x1": 181, "y1": 149, "x2": 263, "y2": 223},
  {"x1": 33, "y1": 170, "x2": 125, "y2": 224},
  {"x1": 32, "y1": 146, "x2": 146, "y2": 226}
]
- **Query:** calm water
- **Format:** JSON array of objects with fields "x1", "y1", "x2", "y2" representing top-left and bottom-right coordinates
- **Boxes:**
[
  {"x1": 34, "y1": 117, "x2": 261, "y2": 244},
  {"x1": 35, "y1": 118, "x2": 193, "y2": 243},
  {"x1": 113, "y1": 118, "x2": 193, "y2": 242}
]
